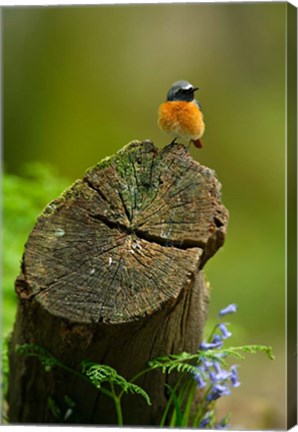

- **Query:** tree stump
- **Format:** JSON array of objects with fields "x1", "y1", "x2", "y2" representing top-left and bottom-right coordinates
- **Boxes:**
[{"x1": 7, "y1": 140, "x2": 228, "y2": 425}]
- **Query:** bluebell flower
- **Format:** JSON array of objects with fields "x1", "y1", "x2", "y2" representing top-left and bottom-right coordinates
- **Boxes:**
[
  {"x1": 195, "y1": 374, "x2": 206, "y2": 389},
  {"x1": 230, "y1": 365, "x2": 241, "y2": 387},
  {"x1": 212, "y1": 361, "x2": 231, "y2": 381},
  {"x1": 202, "y1": 358, "x2": 213, "y2": 369},
  {"x1": 213, "y1": 361, "x2": 222, "y2": 374},
  {"x1": 206, "y1": 384, "x2": 231, "y2": 401},
  {"x1": 198, "y1": 416, "x2": 211, "y2": 428},
  {"x1": 218, "y1": 304, "x2": 237, "y2": 317},
  {"x1": 212, "y1": 334, "x2": 223, "y2": 344},
  {"x1": 193, "y1": 304, "x2": 242, "y2": 426},
  {"x1": 209, "y1": 370, "x2": 217, "y2": 382},
  {"x1": 199, "y1": 340, "x2": 224, "y2": 350},
  {"x1": 218, "y1": 323, "x2": 232, "y2": 339},
  {"x1": 194, "y1": 367, "x2": 207, "y2": 388},
  {"x1": 217, "y1": 370, "x2": 232, "y2": 381}
]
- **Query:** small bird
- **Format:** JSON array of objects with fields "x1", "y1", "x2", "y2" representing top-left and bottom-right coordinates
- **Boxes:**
[{"x1": 158, "y1": 80, "x2": 205, "y2": 148}]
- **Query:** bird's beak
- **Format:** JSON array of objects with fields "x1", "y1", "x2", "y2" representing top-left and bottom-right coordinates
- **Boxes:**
[{"x1": 193, "y1": 87, "x2": 199, "y2": 92}]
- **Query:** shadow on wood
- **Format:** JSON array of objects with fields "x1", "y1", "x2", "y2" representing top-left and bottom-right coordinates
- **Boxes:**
[{"x1": 8, "y1": 140, "x2": 228, "y2": 425}]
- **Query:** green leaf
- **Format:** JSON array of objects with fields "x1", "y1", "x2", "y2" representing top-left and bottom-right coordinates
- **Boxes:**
[
  {"x1": 64, "y1": 395, "x2": 76, "y2": 409},
  {"x1": 47, "y1": 397, "x2": 62, "y2": 421},
  {"x1": 125, "y1": 382, "x2": 151, "y2": 406},
  {"x1": 240, "y1": 345, "x2": 275, "y2": 360},
  {"x1": 181, "y1": 379, "x2": 197, "y2": 427},
  {"x1": 148, "y1": 352, "x2": 199, "y2": 375},
  {"x1": 81, "y1": 361, "x2": 151, "y2": 405},
  {"x1": 165, "y1": 384, "x2": 183, "y2": 427},
  {"x1": 16, "y1": 344, "x2": 64, "y2": 372},
  {"x1": 81, "y1": 361, "x2": 118, "y2": 388}
]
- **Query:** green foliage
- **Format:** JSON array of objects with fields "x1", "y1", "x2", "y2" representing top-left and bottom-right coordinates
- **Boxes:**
[
  {"x1": 1, "y1": 336, "x2": 10, "y2": 408},
  {"x1": 48, "y1": 397, "x2": 62, "y2": 421},
  {"x1": 16, "y1": 343, "x2": 151, "y2": 426},
  {"x1": 15, "y1": 344, "x2": 65, "y2": 373},
  {"x1": 237, "y1": 344, "x2": 275, "y2": 359},
  {"x1": 47, "y1": 395, "x2": 76, "y2": 423},
  {"x1": 147, "y1": 329, "x2": 274, "y2": 428},
  {"x1": 82, "y1": 361, "x2": 151, "y2": 406},
  {"x1": 148, "y1": 352, "x2": 199, "y2": 375},
  {"x1": 148, "y1": 344, "x2": 274, "y2": 376},
  {"x1": 164, "y1": 384, "x2": 183, "y2": 427},
  {"x1": 3, "y1": 164, "x2": 69, "y2": 335},
  {"x1": 16, "y1": 336, "x2": 274, "y2": 427}
]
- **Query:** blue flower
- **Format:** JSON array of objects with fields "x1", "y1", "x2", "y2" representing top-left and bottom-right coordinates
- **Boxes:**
[
  {"x1": 199, "y1": 340, "x2": 224, "y2": 350},
  {"x1": 212, "y1": 361, "x2": 232, "y2": 381},
  {"x1": 194, "y1": 374, "x2": 206, "y2": 389},
  {"x1": 206, "y1": 384, "x2": 231, "y2": 401},
  {"x1": 209, "y1": 370, "x2": 217, "y2": 382},
  {"x1": 213, "y1": 361, "x2": 221, "y2": 374},
  {"x1": 202, "y1": 358, "x2": 213, "y2": 369},
  {"x1": 218, "y1": 323, "x2": 232, "y2": 339},
  {"x1": 218, "y1": 304, "x2": 237, "y2": 317},
  {"x1": 194, "y1": 367, "x2": 207, "y2": 388},
  {"x1": 212, "y1": 334, "x2": 223, "y2": 344},
  {"x1": 199, "y1": 416, "x2": 211, "y2": 428},
  {"x1": 230, "y1": 365, "x2": 241, "y2": 387}
]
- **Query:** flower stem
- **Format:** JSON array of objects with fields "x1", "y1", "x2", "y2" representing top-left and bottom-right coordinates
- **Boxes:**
[
  {"x1": 192, "y1": 383, "x2": 213, "y2": 426},
  {"x1": 207, "y1": 324, "x2": 219, "y2": 343}
]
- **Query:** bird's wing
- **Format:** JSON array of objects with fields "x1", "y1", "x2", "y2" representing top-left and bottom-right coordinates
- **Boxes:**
[{"x1": 194, "y1": 99, "x2": 202, "y2": 111}]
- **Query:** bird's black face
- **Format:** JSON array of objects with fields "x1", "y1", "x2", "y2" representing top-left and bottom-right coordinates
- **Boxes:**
[{"x1": 166, "y1": 80, "x2": 198, "y2": 102}]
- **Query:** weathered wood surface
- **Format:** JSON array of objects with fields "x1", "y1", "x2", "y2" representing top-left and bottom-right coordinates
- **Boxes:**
[{"x1": 8, "y1": 140, "x2": 228, "y2": 425}]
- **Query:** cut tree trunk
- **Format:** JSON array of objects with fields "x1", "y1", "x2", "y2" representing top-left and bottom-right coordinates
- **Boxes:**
[{"x1": 7, "y1": 140, "x2": 228, "y2": 425}]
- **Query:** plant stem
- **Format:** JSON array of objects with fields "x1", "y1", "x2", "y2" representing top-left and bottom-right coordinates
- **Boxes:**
[
  {"x1": 110, "y1": 382, "x2": 123, "y2": 426},
  {"x1": 207, "y1": 324, "x2": 219, "y2": 343},
  {"x1": 114, "y1": 397, "x2": 123, "y2": 426},
  {"x1": 192, "y1": 383, "x2": 212, "y2": 427},
  {"x1": 160, "y1": 373, "x2": 187, "y2": 427},
  {"x1": 118, "y1": 366, "x2": 152, "y2": 400}
]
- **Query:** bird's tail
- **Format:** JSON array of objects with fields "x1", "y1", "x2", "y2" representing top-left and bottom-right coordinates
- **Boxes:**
[{"x1": 192, "y1": 138, "x2": 203, "y2": 148}]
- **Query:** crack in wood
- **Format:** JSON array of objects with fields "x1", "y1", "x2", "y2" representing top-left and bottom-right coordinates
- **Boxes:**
[
  {"x1": 88, "y1": 213, "x2": 205, "y2": 251},
  {"x1": 98, "y1": 255, "x2": 123, "y2": 318}
]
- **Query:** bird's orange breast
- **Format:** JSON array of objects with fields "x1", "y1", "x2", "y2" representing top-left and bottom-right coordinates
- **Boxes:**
[{"x1": 158, "y1": 101, "x2": 205, "y2": 140}]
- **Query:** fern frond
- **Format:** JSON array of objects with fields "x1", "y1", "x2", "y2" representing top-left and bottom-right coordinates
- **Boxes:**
[
  {"x1": 81, "y1": 361, "x2": 151, "y2": 405},
  {"x1": 148, "y1": 352, "x2": 199, "y2": 375},
  {"x1": 81, "y1": 362, "x2": 118, "y2": 388},
  {"x1": 148, "y1": 343, "x2": 274, "y2": 378},
  {"x1": 16, "y1": 343, "x2": 63, "y2": 372},
  {"x1": 239, "y1": 345, "x2": 275, "y2": 360},
  {"x1": 201, "y1": 345, "x2": 275, "y2": 363},
  {"x1": 125, "y1": 382, "x2": 151, "y2": 406}
]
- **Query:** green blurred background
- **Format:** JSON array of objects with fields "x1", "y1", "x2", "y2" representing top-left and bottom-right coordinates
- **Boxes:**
[{"x1": 3, "y1": 3, "x2": 287, "y2": 428}]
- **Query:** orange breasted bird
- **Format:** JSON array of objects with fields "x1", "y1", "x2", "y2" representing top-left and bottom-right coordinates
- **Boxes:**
[{"x1": 158, "y1": 80, "x2": 205, "y2": 148}]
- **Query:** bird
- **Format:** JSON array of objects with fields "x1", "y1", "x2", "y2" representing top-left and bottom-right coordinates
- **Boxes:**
[{"x1": 158, "y1": 80, "x2": 205, "y2": 148}]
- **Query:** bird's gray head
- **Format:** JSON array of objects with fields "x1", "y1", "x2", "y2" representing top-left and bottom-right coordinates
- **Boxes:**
[{"x1": 166, "y1": 80, "x2": 199, "y2": 102}]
